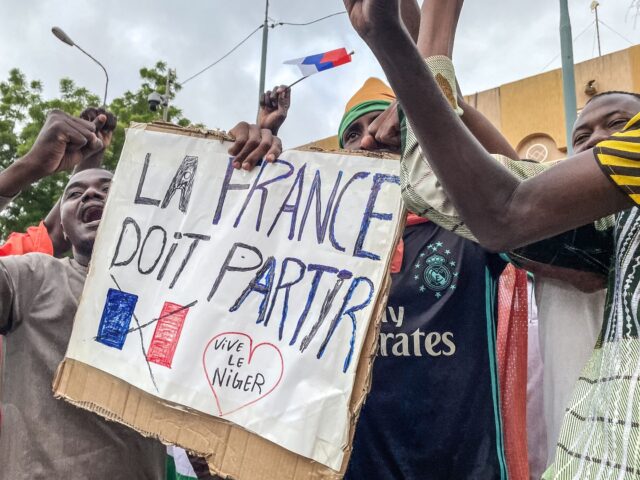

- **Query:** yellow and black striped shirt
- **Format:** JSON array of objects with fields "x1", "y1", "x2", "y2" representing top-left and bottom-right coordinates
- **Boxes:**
[{"x1": 594, "y1": 112, "x2": 640, "y2": 203}]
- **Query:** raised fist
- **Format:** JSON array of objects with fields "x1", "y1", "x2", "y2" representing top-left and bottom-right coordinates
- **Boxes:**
[
  {"x1": 258, "y1": 86, "x2": 291, "y2": 136},
  {"x1": 23, "y1": 109, "x2": 105, "y2": 175},
  {"x1": 343, "y1": 0, "x2": 401, "y2": 41}
]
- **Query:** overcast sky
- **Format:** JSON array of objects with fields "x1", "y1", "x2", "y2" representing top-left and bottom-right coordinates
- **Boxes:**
[{"x1": 0, "y1": 0, "x2": 638, "y2": 147}]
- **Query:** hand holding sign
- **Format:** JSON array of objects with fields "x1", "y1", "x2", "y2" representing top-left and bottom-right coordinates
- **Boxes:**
[{"x1": 228, "y1": 122, "x2": 283, "y2": 171}]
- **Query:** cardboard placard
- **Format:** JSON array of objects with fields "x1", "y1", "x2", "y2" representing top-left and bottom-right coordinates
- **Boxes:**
[{"x1": 54, "y1": 122, "x2": 404, "y2": 479}]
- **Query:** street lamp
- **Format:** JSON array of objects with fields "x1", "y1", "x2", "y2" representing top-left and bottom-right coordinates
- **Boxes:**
[
  {"x1": 51, "y1": 26, "x2": 109, "y2": 107},
  {"x1": 558, "y1": 1, "x2": 577, "y2": 155}
]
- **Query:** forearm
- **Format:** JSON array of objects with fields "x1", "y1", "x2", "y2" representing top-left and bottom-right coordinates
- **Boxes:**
[
  {"x1": 401, "y1": 127, "x2": 548, "y2": 241},
  {"x1": 417, "y1": 0, "x2": 463, "y2": 57},
  {"x1": 0, "y1": 154, "x2": 46, "y2": 199},
  {"x1": 417, "y1": 0, "x2": 518, "y2": 159},
  {"x1": 371, "y1": 29, "x2": 520, "y2": 250},
  {"x1": 459, "y1": 99, "x2": 519, "y2": 159},
  {"x1": 400, "y1": 0, "x2": 421, "y2": 43}
]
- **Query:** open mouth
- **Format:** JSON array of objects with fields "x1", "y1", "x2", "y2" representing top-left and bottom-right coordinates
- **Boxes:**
[{"x1": 81, "y1": 205, "x2": 104, "y2": 226}]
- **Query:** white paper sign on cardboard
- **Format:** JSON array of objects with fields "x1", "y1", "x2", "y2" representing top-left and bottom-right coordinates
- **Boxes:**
[{"x1": 64, "y1": 128, "x2": 402, "y2": 470}]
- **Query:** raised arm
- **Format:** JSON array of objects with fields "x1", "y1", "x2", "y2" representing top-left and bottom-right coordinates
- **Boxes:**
[
  {"x1": 0, "y1": 110, "x2": 103, "y2": 211},
  {"x1": 371, "y1": 0, "x2": 527, "y2": 240},
  {"x1": 417, "y1": 0, "x2": 518, "y2": 160},
  {"x1": 43, "y1": 108, "x2": 117, "y2": 256},
  {"x1": 345, "y1": 0, "x2": 631, "y2": 251},
  {"x1": 400, "y1": 0, "x2": 420, "y2": 42},
  {"x1": 371, "y1": 0, "x2": 518, "y2": 162}
]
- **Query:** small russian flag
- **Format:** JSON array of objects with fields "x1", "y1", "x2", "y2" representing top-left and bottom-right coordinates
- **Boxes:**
[{"x1": 284, "y1": 48, "x2": 353, "y2": 77}]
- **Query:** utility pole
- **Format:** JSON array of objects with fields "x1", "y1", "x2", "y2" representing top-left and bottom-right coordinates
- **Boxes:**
[
  {"x1": 591, "y1": 1, "x2": 602, "y2": 57},
  {"x1": 258, "y1": 0, "x2": 270, "y2": 104},
  {"x1": 560, "y1": 0, "x2": 578, "y2": 155},
  {"x1": 163, "y1": 68, "x2": 174, "y2": 122}
]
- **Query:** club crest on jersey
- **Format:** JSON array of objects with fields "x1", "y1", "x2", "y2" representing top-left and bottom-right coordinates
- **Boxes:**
[{"x1": 413, "y1": 241, "x2": 459, "y2": 299}]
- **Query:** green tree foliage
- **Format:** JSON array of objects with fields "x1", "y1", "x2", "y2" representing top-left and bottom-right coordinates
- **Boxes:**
[
  {"x1": 0, "y1": 61, "x2": 189, "y2": 240},
  {"x1": 106, "y1": 61, "x2": 189, "y2": 169}
]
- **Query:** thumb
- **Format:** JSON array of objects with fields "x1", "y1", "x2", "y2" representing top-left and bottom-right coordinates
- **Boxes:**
[
  {"x1": 83, "y1": 133, "x2": 104, "y2": 156},
  {"x1": 93, "y1": 113, "x2": 107, "y2": 133}
]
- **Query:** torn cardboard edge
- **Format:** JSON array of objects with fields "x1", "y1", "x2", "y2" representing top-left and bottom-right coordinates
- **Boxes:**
[{"x1": 53, "y1": 122, "x2": 406, "y2": 480}]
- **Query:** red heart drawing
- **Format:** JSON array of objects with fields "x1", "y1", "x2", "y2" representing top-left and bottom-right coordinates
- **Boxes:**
[{"x1": 202, "y1": 332, "x2": 284, "y2": 416}]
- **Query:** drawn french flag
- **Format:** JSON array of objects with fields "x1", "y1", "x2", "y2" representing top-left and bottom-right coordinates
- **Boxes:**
[{"x1": 284, "y1": 48, "x2": 353, "y2": 77}]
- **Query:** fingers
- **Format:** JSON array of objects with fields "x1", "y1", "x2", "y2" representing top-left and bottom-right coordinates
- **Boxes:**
[
  {"x1": 268, "y1": 86, "x2": 281, "y2": 109},
  {"x1": 228, "y1": 121, "x2": 250, "y2": 165},
  {"x1": 266, "y1": 136, "x2": 283, "y2": 163},
  {"x1": 60, "y1": 114, "x2": 103, "y2": 151},
  {"x1": 61, "y1": 126, "x2": 91, "y2": 151},
  {"x1": 260, "y1": 86, "x2": 290, "y2": 114},
  {"x1": 241, "y1": 128, "x2": 273, "y2": 169},
  {"x1": 277, "y1": 86, "x2": 291, "y2": 111},
  {"x1": 79, "y1": 107, "x2": 117, "y2": 131},
  {"x1": 228, "y1": 122, "x2": 262, "y2": 169},
  {"x1": 369, "y1": 103, "x2": 401, "y2": 147},
  {"x1": 268, "y1": 88, "x2": 278, "y2": 108},
  {"x1": 91, "y1": 114, "x2": 109, "y2": 150},
  {"x1": 62, "y1": 112, "x2": 98, "y2": 134},
  {"x1": 373, "y1": 122, "x2": 401, "y2": 147},
  {"x1": 63, "y1": 125, "x2": 102, "y2": 157},
  {"x1": 82, "y1": 133, "x2": 105, "y2": 156},
  {"x1": 100, "y1": 130, "x2": 114, "y2": 149},
  {"x1": 48, "y1": 113, "x2": 95, "y2": 148},
  {"x1": 93, "y1": 113, "x2": 107, "y2": 133},
  {"x1": 68, "y1": 113, "x2": 105, "y2": 159},
  {"x1": 228, "y1": 122, "x2": 281, "y2": 171}
]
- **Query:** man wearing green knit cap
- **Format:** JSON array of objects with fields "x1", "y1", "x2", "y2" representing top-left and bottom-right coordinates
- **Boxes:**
[
  {"x1": 338, "y1": 77, "x2": 396, "y2": 150},
  {"x1": 338, "y1": 75, "x2": 511, "y2": 480}
]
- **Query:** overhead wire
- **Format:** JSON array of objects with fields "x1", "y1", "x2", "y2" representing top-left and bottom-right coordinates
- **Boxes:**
[
  {"x1": 273, "y1": 11, "x2": 346, "y2": 27},
  {"x1": 598, "y1": 19, "x2": 636, "y2": 46},
  {"x1": 178, "y1": 10, "x2": 347, "y2": 87},
  {"x1": 539, "y1": 20, "x2": 595, "y2": 72},
  {"x1": 179, "y1": 24, "x2": 264, "y2": 86}
]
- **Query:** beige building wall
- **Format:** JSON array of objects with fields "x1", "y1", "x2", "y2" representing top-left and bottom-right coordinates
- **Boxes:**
[
  {"x1": 464, "y1": 44, "x2": 640, "y2": 162},
  {"x1": 295, "y1": 135, "x2": 339, "y2": 151}
]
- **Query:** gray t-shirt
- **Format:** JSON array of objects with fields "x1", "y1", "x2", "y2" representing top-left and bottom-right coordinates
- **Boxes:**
[{"x1": 0, "y1": 253, "x2": 165, "y2": 480}]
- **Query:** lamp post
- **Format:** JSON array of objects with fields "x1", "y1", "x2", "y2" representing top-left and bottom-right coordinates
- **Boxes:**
[
  {"x1": 559, "y1": 0, "x2": 578, "y2": 155},
  {"x1": 258, "y1": 0, "x2": 270, "y2": 105},
  {"x1": 51, "y1": 26, "x2": 109, "y2": 107}
]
